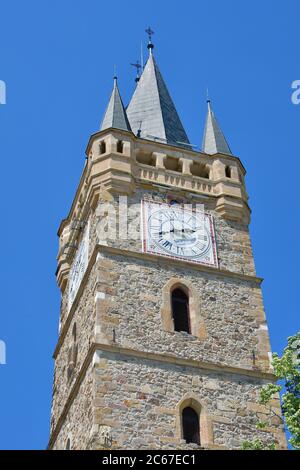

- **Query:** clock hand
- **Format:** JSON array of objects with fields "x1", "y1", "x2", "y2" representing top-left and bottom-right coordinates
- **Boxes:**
[
  {"x1": 159, "y1": 228, "x2": 174, "y2": 236},
  {"x1": 182, "y1": 228, "x2": 207, "y2": 238}
]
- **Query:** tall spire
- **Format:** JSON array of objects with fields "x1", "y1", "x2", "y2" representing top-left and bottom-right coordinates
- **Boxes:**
[
  {"x1": 100, "y1": 77, "x2": 132, "y2": 132},
  {"x1": 202, "y1": 100, "x2": 232, "y2": 155},
  {"x1": 126, "y1": 32, "x2": 190, "y2": 147}
]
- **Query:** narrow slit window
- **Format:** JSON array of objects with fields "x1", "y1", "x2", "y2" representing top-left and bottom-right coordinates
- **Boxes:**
[
  {"x1": 117, "y1": 140, "x2": 124, "y2": 153},
  {"x1": 182, "y1": 407, "x2": 200, "y2": 445},
  {"x1": 67, "y1": 323, "x2": 77, "y2": 381},
  {"x1": 171, "y1": 288, "x2": 190, "y2": 333},
  {"x1": 225, "y1": 165, "x2": 231, "y2": 178},
  {"x1": 99, "y1": 141, "x2": 106, "y2": 154}
]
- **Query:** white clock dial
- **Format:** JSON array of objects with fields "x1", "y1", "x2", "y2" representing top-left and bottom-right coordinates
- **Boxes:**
[
  {"x1": 142, "y1": 201, "x2": 218, "y2": 267},
  {"x1": 68, "y1": 221, "x2": 90, "y2": 310}
]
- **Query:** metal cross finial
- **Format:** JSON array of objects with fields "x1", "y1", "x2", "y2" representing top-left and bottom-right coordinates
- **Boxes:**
[
  {"x1": 145, "y1": 27, "x2": 154, "y2": 53},
  {"x1": 145, "y1": 27, "x2": 154, "y2": 42}
]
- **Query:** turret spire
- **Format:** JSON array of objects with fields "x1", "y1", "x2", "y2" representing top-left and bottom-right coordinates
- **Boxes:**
[
  {"x1": 202, "y1": 99, "x2": 232, "y2": 155},
  {"x1": 100, "y1": 76, "x2": 132, "y2": 132},
  {"x1": 126, "y1": 39, "x2": 190, "y2": 147}
]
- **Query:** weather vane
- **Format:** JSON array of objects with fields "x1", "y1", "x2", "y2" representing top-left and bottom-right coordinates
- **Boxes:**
[
  {"x1": 131, "y1": 60, "x2": 141, "y2": 74},
  {"x1": 130, "y1": 60, "x2": 142, "y2": 82}
]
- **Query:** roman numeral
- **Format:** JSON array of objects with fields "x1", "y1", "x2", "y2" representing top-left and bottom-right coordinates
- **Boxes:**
[{"x1": 163, "y1": 240, "x2": 173, "y2": 249}]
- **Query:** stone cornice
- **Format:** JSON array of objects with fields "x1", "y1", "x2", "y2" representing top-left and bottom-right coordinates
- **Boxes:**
[
  {"x1": 99, "y1": 244, "x2": 263, "y2": 284},
  {"x1": 94, "y1": 342, "x2": 276, "y2": 381},
  {"x1": 54, "y1": 243, "x2": 263, "y2": 360},
  {"x1": 48, "y1": 341, "x2": 277, "y2": 449}
]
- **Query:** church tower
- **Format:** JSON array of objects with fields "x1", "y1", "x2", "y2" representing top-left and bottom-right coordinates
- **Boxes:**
[{"x1": 49, "y1": 34, "x2": 286, "y2": 450}]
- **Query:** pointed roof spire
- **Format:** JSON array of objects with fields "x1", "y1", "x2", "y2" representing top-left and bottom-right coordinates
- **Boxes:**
[
  {"x1": 126, "y1": 37, "x2": 190, "y2": 147},
  {"x1": 202, "y1": 100, "x2": 232, "y2": 155},
  {"x1": 100, "y1": 76, "x2": 132, "y2": 132}
]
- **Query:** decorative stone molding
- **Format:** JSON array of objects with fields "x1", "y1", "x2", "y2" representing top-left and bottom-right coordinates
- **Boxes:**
[
  {"x1": 179, "y1": 158, "x2": 192, "y2": 175},
  {"x1": 153, "y1": 152, "x2": 166, "y2": 169},
  {"x1": 56, "y1": 259, "x2": 70, "y2": 293},
  {"x1": 216, "y1": 195, "x2": 250, "y2": 224},
  {"x1": 161, "y1": 278, "x2": 207, "y2": 339}
]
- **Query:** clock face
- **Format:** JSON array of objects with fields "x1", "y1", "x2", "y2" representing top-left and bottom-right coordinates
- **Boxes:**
[
  {"x1": 142, "y1": 200, "x2": 218, "y2": 267},
  {"x1": 68, "y1": 222, "x2": 89, "y2": 310}
]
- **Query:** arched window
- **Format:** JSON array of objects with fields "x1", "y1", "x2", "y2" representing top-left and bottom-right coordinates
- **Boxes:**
[
  {"x1": 116, "y1": 140, "x2": 124, "y2": 153},
  {"x1": 225, "y1": 165, "x2": 231, "y2": 178},
  {"x1": 99, "y1": 140, "x2": 106, "y2": 154},
  {"x1": 65, "y1": 438, "x2": 71, "y2": 450},
  {"x1": 182, "y1": 407, "x2": 200, "y2": 445},
  {"x1": 161, "y1": 278, "x2": 205, "y2": 338},
  {"x1": 171, "y1": 288, "x2": 190, "y2": 333}
]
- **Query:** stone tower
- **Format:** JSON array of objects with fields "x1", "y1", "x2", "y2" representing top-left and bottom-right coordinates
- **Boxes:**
[{"x1": 48, "y1": 38, "x2": 286, "y2": 450}]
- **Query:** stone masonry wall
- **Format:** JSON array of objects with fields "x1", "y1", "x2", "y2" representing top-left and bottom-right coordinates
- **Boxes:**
[
  {"x1": 51, "y1": 351, "x2": 285, "y2": 450},
  {"x1": 89, "y1": 350, "x2": 285, "y2": 450},
  {"x1": 52, "y1": 362, "x2": 94, "y2": 450},
  {"x1": 50, "y1": 263, "x2": 97, "y2": 434},
  {"x1": 94, "y1": 252, "x2": 270, "y2": 372}
]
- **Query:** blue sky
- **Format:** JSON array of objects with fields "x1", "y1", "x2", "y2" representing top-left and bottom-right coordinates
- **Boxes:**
[{"x1": 0, "y1": 0, "x2": 299, "y2": 449}]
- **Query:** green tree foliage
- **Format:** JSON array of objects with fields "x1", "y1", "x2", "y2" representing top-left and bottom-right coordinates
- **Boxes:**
[
  {"x1": 241, "y1": 439, "x2": 275, "y2": 450},
  {"x1": 242, "y1": 332, "x2": 300, "y2": 450}
]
